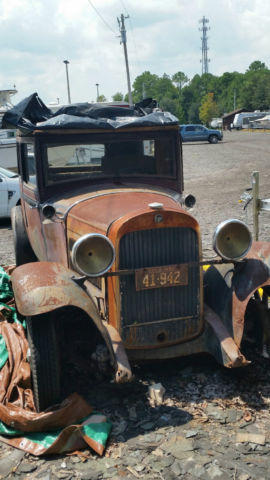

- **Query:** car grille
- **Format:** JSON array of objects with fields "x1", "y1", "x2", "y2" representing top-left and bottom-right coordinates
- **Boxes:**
[{"x1": 119, "y1": 227, "x2": 201, "y2": 347}]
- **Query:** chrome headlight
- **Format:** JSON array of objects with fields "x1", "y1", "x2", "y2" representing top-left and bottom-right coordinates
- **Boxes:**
[
  {"x1": 213, "y1": 219, "x2": 252, "y2": 261},
  {"x1": 72, "y1": 233, "x2": 115, "y2": 277}
]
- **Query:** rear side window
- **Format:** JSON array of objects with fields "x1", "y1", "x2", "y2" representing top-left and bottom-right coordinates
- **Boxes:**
[
  {"x1": 186, "y1": 126, "x2": 195, "y2": 132},
  {"x1": 21, "y1": 144, "x2": 36, "y2": 186}
]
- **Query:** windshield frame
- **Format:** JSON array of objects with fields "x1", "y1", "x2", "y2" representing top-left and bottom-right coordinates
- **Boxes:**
[{"x1": 32, "y1": 127, "x2": 183, "y2": 201}]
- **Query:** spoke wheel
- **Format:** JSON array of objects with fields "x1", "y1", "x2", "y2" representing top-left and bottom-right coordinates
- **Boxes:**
[{"x1": 27, "y1": 314, "x2": 61, "y2": 412}]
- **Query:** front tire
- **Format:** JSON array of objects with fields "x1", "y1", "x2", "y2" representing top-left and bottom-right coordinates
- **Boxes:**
[
  {"x1": 11, "y1": 206, "x2": 36, "y2": 266},
  {"x1": 27, "y1": 314, "x2": 61, "y2": 412},
  {"x1": 208, "y1": 135, "x2": 218, "y2": 144}
]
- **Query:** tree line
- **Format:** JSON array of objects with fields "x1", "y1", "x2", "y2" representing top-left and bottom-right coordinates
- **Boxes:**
[{"x1": 109, "y1": 61, "x2": 270, "y2": 125}]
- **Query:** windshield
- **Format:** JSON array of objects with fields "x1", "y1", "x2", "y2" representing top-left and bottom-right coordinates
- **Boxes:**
[{"x1": 44, "y1": 136, "x2": 176, "y2": 186}]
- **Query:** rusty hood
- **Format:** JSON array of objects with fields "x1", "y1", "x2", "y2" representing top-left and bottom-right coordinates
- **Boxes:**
[{"x1": 65, "y1": 189, "x2": 193, "y2": 239}]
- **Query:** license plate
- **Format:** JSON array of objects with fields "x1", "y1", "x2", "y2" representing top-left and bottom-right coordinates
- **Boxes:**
[{"x1": 135, "y1": 264, "x2": 188, "y2": 291}]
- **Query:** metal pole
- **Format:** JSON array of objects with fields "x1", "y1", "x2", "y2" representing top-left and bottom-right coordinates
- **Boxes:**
[
  {"x1": 63, "y1": 60, "x2": 71, "y2": 104},
  {"x1": 252, "y1": 171, "x2": 259, "y2": 240},
  {"x1": 118, "y1": 14, "x2": 133, "y2": 106},
  {"x1": 96, "y1": 83, "x2": 99, "y2": 102}
]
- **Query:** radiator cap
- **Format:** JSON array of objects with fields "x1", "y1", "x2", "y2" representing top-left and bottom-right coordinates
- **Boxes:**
[{"x1": 148, "y1": 202, "x2": 164, "y2": 210}]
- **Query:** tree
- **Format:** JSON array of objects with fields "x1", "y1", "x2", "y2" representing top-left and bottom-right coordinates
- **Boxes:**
[
  {"x1": 199, "y1": 93, "x2": 219, "y2": 125},
  {"x1": 132, "y1": 71, "x2": 159, "y2": 103},
  {"x1": 246, "y1": 60, "x2": 268, "y2": 72},
  {"x1": 97, "y1": 94, "x2": 107, "y2": 102},
  {"x1": 172, "y1": 72, "x2": 189, "y2": 93},
  {"x1": 112, "y1": 92, "x2": 124, "y2": 101}
]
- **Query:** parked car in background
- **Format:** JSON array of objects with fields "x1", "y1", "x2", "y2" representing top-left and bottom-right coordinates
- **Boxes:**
[
  {"x1": 0, "y1": 166, "x2": 20, "y2": 217},
  {"x1": 180, "y1": 124, "x2": 223, "y2": 143}
]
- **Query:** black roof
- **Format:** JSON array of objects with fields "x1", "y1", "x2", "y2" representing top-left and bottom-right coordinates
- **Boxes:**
[{"x1": 2, "y1": 93, "x2": 179, "y2": 133}]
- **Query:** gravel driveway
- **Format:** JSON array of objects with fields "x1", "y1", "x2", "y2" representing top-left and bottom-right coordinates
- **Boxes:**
[{"x1": 0, "y1": 131, "x2": 270, "y2": 480}]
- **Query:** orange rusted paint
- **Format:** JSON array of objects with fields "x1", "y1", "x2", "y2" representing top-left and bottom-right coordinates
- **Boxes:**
[
  {"x1": 232, "y1": 241, "x2": 270, "y2": 346},
  {"x1": 107, "y1": 206, "x2": 203, "y2": 345},
  {"x1": 204, "y1": 304, "x2": 249, "y2": 368},
  {"x1": 11, "y1": 262, "x2": 132, "y2": 381}
]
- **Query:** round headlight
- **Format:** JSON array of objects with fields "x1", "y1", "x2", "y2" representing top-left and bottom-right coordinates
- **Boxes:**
[
  {"x1": 72, "y1": 233, "x2": 115, "y2": 277},
  {"x1": 213, "y1": 219, "x2": 252, "y2": 261}
]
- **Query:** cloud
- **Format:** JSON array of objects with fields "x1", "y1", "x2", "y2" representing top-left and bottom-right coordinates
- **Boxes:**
[{"x1": 0, "y1": 0, "x2": 269, "y2": 105}]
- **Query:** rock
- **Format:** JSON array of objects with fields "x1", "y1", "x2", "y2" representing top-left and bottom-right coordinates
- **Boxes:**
[
  {"x1": 236, "y1": 433, "x2": 266, "y2": 445},
  {"x1": 134, "y1": 464, "x2": 145, "y2": 472},
  {"x1": 188, "y1": 462, "x2": 207, "y2": 478},
  {"x1": 170, "y1": 460, "x2": 182, "y2": 476},
  {"x1": 0, "y1": 448, "x2": 25, "y2": 477},
  {"x1": 112, "y1": 418, "x2": 128, "y2": 436},
  {"x1": 206, "y1": 463, "x2": 230, "y2": 479},
  {"x1": 54, "y1": 470, "x2": 73, "y2": 479},
  {"x1": 205, "y1": 406, "x2": 228, "y2": 424},
  {"x1": 141, "y1": 421, "x2": 156, "y2": 431},
  {"x1": 185, "y1": 429, "x2": 198, "y2": 438},
  {"x1": 17, "y1": 462, "x2": 37, "y2": 473},
  {"x1": 160, "y1": 434, "x2": 195, "y2": 459},
  {"x1": 148, "y1": 383, "x2": 166, "y2": 405},
  {"x1": 128, "y1": 405, "x2": 138, "y2": 421},
  {"x1": 225, "y1": 409, "x2": 243, "y2": 423}
]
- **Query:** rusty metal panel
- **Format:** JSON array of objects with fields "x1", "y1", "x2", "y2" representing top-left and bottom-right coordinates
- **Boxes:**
[{"x1": 11, "y1": 262, "x2": 132, "y2": 384}]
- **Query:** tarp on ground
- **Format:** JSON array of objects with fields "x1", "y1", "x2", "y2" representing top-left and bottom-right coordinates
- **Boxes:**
[
  {"x1": 0, "y1": 265, "x2": 111, "y2": 456},
  {"x1": 2, "y1": 92, "x2": 179, "y2": 133}
]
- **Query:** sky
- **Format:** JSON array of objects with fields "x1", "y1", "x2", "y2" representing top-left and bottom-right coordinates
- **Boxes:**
[{"x1": 0, "y1": 0, "x2": 269, "y2": 106}]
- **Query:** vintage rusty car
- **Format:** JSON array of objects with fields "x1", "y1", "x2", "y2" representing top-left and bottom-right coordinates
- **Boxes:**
[{"x1": 3, "y1": 94, "x2": 270, "y2": 412}]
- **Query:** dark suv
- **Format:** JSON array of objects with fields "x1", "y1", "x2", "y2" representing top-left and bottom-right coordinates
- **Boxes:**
[
  {"x1": 3, "y1": 94, "x2": 270, "y2": 412},
  {"x1": 180, "y1": 124, "x2": 223, "y2": 143}
]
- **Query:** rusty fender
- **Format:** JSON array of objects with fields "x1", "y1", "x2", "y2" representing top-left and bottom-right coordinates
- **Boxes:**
[
  {"x1": 204, "y1": 241, "x2": 270, "y2": 354},
  {"x1": 11, "y1": 262, "x2": 132, "y2": 383}
]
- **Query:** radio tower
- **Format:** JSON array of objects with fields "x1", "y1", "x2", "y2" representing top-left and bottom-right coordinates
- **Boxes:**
[{"x1": 199, "y1": 16, "x2": 210, "y2": 74}]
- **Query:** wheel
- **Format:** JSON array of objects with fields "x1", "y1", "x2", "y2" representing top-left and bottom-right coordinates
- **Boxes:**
[
  {"x1": 243, "y1": 289, "x2": 270, "y2": 357},
  {"x1": 27, "y1": 314, "x2": 61, "y2": 412},
  {"x1": 11, "y1": 206, "x2": 36, "y2": 266},
  {"x1": 208, "y1": 135, "x2": 218, "y2": 144}
]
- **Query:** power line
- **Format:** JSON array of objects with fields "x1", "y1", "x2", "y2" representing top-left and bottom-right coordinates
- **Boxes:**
[
  {"x1": 120, "y1": 0, "x2": 129, "y2": 15},
  {"x1": 87, "y1": 0, "x2": 117, "y2": 35},
  {"x1": 118, "y1": 0, "x2": 141, "y2": 73}
]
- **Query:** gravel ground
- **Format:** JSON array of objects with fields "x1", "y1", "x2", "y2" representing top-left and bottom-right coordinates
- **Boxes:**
[{"x1": 0, "y1": 131, "x2": 270, "y2": 479}]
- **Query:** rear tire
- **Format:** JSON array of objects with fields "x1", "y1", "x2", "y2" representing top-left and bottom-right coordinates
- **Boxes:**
[
  {"x1": 11, "y1": 206, "x2": 36, "y2": 266},
  {"x1": 27, "y1": 314, "x2": 61, "y2": 412},
  {"x1": 208, "y1": 135, "x2": 218, "y2": 144}
]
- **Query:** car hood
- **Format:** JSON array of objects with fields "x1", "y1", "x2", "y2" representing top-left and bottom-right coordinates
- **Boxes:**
[
  {"x1": 65, "y1": 189, "x2": 187, "y2": 238},
  {"x1": 5, "y1": 176, "x2": 20, "y2": 190}
]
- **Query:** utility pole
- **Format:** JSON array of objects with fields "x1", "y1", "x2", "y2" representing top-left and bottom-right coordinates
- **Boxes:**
[
  {"x1": 117, "y1": 13, "x2": 133, "y2": 106},
  {"x1": 233, "y1": 89, "x2": 236, "y2": 110},
  {"x1": 63, "y1": 60, "x2": 71, "y2": 104},
  {"x1": 96, "y1": 83, "x2": 99, "y2": 102},
  {"x1": 199, "y1": 16, "x2": 210, "y2": 75}
]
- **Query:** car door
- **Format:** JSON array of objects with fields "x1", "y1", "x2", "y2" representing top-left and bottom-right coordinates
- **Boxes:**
[
  {"x1": 184, "y1": 126, "x2": 195, "y2": 141},
  {"x1": 194, "y1": 126, "x2": 207, "y2": 141},
  {"x1": 0, "y1": 173, "x2": 8, "y2": 217}
]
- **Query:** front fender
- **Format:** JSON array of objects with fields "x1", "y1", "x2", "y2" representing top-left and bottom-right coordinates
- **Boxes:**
[
  {"x1": 11, "y1": 262, "x2": 132, "y2": 382},
  {"x1": 204, "y1": 241, "x2": 270, "y2": 347}
]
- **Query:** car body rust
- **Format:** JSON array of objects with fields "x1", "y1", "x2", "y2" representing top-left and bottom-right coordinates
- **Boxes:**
[{"x1": 8, "y1": 97, "x2": 270, "y2": 410}]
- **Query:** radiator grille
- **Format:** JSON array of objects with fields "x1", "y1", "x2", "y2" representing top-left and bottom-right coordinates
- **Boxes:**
[{"x1": 119, "y1": 227, "x2": 201, "y2": 346}]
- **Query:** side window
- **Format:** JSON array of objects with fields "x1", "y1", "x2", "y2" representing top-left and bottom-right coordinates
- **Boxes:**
[
  {"x1": 186, "y1": 126, "x2": 195, "y2": 132},
  {"x1": 21, "y1": 144, "x2": 36, "y2": 185},
  {"x1": 195, "y1": 126, "x2": 204, "y2": 132}
]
